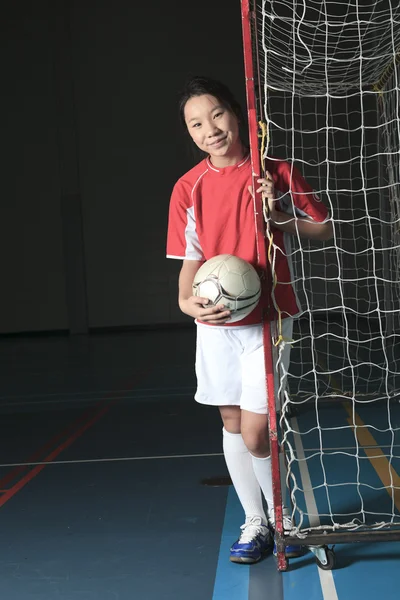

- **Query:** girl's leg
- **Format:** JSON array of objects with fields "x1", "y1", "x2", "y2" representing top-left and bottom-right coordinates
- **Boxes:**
[
  {"x1": 241, "y1": 409, "x2": 303, "y2": 557},
  {"x1": 240, "y1": 410, "x2": 274, "y2": 515},
  {"x1": 219, "y1": 405, "x2": 267, "y2": 522}
]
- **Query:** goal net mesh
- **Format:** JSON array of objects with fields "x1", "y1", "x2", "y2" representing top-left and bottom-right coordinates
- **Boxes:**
[{"x1": 258, "y1": 0, "x2": 400, "y2": 534}]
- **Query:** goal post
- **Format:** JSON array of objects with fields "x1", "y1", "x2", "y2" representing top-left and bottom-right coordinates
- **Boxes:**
[
  {"x1": 240, "y1": 0, "x2": 287, "y2": 571},
  {"x1": 241, "y1": 0, "x2": 400, "y2": 571}
]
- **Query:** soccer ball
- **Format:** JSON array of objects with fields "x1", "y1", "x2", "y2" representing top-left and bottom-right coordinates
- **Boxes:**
[{"x1": 192, "y1": 254, "x2": 261, "y2": 323}]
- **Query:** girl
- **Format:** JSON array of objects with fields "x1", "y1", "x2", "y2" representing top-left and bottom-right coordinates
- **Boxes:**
[{"x1": 166, "y1": 76, "x2": 332, "y2": 563}]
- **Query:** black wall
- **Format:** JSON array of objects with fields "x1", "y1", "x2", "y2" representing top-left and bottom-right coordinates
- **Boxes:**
[{"x1": 1, "y1": 0, "x2": 246, "y2": 334}]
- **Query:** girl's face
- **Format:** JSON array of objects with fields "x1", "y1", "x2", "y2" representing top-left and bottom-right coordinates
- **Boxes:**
[{"x1": 183, "y1": 94, "x2": 242, "y2": 165}]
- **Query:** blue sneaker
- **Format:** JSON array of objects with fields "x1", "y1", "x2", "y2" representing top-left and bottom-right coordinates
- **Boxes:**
[
  {"x1": 269, "y1": 508, "x2": 303, "y2": 558},
  {"x1": 230, "y1": 516, "x2": 273, "y2": 563}
]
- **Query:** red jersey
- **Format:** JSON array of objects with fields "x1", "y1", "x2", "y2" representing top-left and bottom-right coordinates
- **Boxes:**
[{"x1": 166, "y1": 154, "x2": 329, "y2": 326}]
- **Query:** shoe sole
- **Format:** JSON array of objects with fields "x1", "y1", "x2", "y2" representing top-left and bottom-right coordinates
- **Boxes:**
[
  {"x1": 229, "y1": 555, "x2": 261, "y2": 564},
  {"x1": 230, "y1": 546, "x2": 273, "y2": 564}
]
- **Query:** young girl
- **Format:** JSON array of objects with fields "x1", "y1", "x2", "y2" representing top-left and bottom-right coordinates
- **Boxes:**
[{"x1": 166, "y1": 76, "x2": 333, "y2": 563}]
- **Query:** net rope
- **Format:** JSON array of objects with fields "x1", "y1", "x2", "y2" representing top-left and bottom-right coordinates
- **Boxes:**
[{"x1": 258, "y1": 0, "x2": 400, "y2": 535}]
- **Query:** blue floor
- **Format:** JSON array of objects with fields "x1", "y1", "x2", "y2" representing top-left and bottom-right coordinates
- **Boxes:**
[{"x1": 0, "y1": 327, "x2": 399, "y2": 599}]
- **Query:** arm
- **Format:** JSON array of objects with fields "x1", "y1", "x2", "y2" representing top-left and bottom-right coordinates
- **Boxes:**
[
  {"x1": 255, "y1": 173, "x2": 334, "y2": 242},
  {"x1": 269, "y1": 206, "x2": 333, "y2": 241},
  {"x1": 178, "y1": 259, "x2": 231, "y2": 324},
  {"x1": 178, "y1": 259, "x2": 203, "y2": 311}
]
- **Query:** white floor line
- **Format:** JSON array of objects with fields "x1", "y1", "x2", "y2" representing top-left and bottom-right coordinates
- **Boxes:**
[
  {"x1": 2, "y1": 442, "x2": 400, "y2": 470},
  {"x1": 292, "y1": 416, "x2": 339, "y2": 600},
  {"x1": 0, "y1": 452, "x2": 225, "y2": 468}
]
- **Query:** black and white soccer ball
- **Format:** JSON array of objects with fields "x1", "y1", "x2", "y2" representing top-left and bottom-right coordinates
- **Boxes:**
[{"x1": 192, "y1": 254, "x2": 261, "y2": 323}]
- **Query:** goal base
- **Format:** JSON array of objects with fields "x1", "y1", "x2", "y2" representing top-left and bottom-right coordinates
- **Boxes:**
[{"x1": 284, "y1": 527, "x2": 400, "y2": 547}]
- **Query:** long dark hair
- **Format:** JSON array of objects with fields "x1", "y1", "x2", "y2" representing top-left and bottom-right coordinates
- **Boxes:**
[{"x1": 178, "y1": 76, "x2": 244, "y2": 128}]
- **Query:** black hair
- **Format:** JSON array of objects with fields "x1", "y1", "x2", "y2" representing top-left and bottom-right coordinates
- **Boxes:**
[{"x1": 178, "y1": 75, "x2": 244, "y2": 128}]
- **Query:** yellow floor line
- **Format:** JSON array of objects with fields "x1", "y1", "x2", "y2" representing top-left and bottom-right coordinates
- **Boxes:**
[
  {"x1": 342, "y1": 402, "x2": 400, "y2": 512},
  {"x1": 316, "y1": 354, "x2": 400, "y2": 512}
]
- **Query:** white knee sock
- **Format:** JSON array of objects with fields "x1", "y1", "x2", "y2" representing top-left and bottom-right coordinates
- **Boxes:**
[
  {"x1": 251, "y1": 454, "x2": 274, "y2": 515},
  {"x1": 222, "y1": 428, "x2": 267, "y2": 522}
]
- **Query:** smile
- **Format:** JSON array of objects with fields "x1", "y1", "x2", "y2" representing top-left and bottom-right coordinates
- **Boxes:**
[{"x1": 209, "y1": 136, "x2": 227, "y2": 147}]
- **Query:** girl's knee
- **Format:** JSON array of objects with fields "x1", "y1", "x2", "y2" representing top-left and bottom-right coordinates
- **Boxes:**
[
  {"x1": 219, "y1": 405, "x2": 241, "y2": 434},
  {"x1": 241, "y1": 428, "x2": 270, "y2": 456},
  {"x1": 240, "y1": 410, "x2": 269, "y2": 455}
]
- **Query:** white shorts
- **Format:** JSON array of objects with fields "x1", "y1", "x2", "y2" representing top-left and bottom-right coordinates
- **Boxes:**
[{"x1": 194, "y1": 319, "x2": 293, "y2": 414}]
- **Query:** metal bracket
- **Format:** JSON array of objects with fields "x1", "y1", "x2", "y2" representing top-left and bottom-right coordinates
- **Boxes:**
[{"x1": 309, "y1": 545, "x2": 328, "y2": 565}]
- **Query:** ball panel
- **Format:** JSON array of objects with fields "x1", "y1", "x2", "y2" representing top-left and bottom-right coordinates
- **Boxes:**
[
  {"x1": 242, "y1": 268, "x2": 262, "y2": 292},
  {"x1": 224, "y1": 255, "x2": 250, "y2": 274},
  {"x1": 197, "y1": 279, "x2": 222, "y2": 304},
  {"x1": 225, "y1": 297, "x2": 260, "y2": 323},
  {"x1": 193, "y1": 254, "x2": 231, "y2": 285},
  {"x1": 219, "y1": 272, "x2": 246, "y2": 299}
]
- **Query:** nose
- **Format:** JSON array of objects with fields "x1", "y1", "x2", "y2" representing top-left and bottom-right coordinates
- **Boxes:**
[{"x1": 206, "y1": 120, "x2": 221, "y2": 137}]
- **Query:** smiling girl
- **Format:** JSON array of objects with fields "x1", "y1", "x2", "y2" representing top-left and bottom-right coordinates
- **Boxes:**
[{"x1": 166, "y1": 76, "x2": 332, "y2": 563}]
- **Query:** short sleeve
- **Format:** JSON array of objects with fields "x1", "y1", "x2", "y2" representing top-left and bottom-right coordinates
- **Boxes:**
[
  {"x1": 279, "y1": 163, "x2": 329, "y2": 223},
  {"x1": 166, "y1": 180, "x2": 204, "y2": 260}
]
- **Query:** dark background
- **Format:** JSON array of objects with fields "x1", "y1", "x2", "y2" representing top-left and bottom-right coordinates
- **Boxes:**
[{"x1": 1, "y1": 0, "x2": 247, "y2": 335}]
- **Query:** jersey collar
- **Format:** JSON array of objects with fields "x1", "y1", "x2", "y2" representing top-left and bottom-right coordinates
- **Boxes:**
[{"x1": 206, "y1": 153, "x2": 250, "y2": 174}]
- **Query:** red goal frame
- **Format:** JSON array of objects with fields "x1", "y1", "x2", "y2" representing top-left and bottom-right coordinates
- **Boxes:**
[{"x1": 240, "y1": 0, "x2": 287, "y2": 571}]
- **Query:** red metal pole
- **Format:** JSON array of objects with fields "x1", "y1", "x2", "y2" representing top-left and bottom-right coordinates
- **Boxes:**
[{"x1": 240, "y1": 0, "x2": 287, "y2": 571}]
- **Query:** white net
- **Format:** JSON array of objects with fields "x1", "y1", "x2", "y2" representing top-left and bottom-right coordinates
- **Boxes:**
[{"x1": 258, "y1": 0, "x2": 400, "y2": 534}]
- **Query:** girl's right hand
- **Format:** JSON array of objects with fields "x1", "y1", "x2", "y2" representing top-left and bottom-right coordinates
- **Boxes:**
[{"x1": 180, "y1": 296, "x2": 231, "y2": 324}]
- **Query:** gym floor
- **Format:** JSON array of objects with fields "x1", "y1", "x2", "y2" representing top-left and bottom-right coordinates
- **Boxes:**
[{"x1": 0, "y1": 326, "x2": 399, "y2": 600}]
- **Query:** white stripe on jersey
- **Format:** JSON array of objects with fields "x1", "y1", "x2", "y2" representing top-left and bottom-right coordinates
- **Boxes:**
[
  {"x1": 180, "y1": 168, "x2": 209, "y2": 261},
  {"x1": 184, "y1": 205, "x2": 204, "y2": 260},
  {"x1": 277, "y1": 189, "x2": 316, "y2": 220}
]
